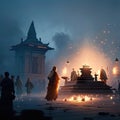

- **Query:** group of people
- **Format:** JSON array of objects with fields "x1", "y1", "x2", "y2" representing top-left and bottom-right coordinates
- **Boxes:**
[
  {"x1": 0, "y1": 66, "x2": 60, "y2": 106},
  {"x1": 0, "y1": 72, "x2": 34, "y2": 99},
  {"x1": 1, "y1": 66, "x2": 109, "y2": 105},
  {"x1": 14, "y1": 75, "x2": 34, "y2": 95},
  {"x1": 0, "y1": 72, "x2": 15, "y2": 119},
  {"x1": 1, "y1": 65, "x2": 120, "y2": 116},
  {"x1": 0, "y1": 67, "x2": 94, "y2": 104},
  {"x1": 45, "y1": 66, "x2": 105, "y2": 101},
  {"x1": 0, "y1": 72, "x2": 34, "y2": 118},
  {"x1": 45, "y1": 66, "x2": 79, "y2": 101}
]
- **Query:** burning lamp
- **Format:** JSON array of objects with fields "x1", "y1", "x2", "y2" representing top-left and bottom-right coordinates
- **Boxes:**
[
  {"x1": 112, "y1": 58, "x2": 120, "y2": 76},
  {"x1": 112, "y1": 58, "x2": 120, "y2": 91}
]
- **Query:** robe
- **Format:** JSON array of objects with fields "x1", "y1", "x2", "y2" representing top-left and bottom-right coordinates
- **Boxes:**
[{"x1": 45, "y1": 70, "x2": 60, "y2": 101}]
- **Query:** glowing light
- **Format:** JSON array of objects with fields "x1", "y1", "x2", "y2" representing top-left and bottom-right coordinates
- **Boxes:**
[
  {"x1": 64, "y1": 95, "x2": 94, "y2": 103},
  {"x1": 62, "y1": 67, "x2": 67, "y2": 75},
  {"x1": 58, "y1": 41, "x2": 112, "y2": 86},
  {"x1": 60, "y1": 67, "x2": 68, "y2": 87},
  {"x1": 112, "y1": 66, "x2": 120, "y2": 75},
  {"x1": 67, "y1": 42, "x2": 111, "y2": 79},
  {"x1": 112, "y1": 67, "x2": 117, "y2": 75},
  {"x1": 110, "y1": 96, "x2": 113, "y2": 100}
]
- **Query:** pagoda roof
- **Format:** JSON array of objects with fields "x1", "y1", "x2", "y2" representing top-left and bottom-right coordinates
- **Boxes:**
[
  {"x1": 11, "y1": 40, "x2": 54, "y2": 51},
  {"x1": 11, "y1": 21, "x2": 54, "y2": 52}
]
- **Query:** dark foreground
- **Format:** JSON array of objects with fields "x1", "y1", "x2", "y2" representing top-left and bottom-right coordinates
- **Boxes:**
[{"x1": 0, "y1": 93, "x2": 120, "y2": 120}]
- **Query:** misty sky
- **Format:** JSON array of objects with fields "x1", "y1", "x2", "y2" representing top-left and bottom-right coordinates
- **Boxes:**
[{"x1": 0, "y1": 0, "x2": 120, "y2": 77}]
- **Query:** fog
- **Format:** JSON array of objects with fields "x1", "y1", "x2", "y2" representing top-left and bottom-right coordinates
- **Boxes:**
[{"x1": 0, "y1": 0, "x2": 120, "y2": 89}]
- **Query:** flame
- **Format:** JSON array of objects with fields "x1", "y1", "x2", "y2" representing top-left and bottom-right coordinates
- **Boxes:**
[
  {"x1": 59, "y1": 67, "x2": 68, "y2": 87},
  {"x1": 62, "y1": 67, "x2": 67, "y2": 75},
  {"x1": 112, "y1": 66, "x2": 120, "y2": 75},
  {"x1": 112, "y1": 67, "x2": 117, "y2": 75},
  {"x1": 63, "y1": 95, "x2": 94, "y2": 103}
]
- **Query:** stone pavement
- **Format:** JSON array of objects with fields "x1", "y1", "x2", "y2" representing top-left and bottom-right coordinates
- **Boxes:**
[{"x1": 11, "y1": 93, "x2": 120, "y2": 120}]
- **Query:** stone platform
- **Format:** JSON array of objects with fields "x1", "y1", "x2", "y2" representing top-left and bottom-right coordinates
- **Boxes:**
[{"x1": 60, "y1": 65, "x2": 113, "y2": 95}]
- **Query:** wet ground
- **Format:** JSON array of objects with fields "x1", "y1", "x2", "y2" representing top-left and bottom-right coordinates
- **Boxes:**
[
  {"x1": 0, "y1": 93, "x2": 120, "y2": 120},
  {"x1": 9, "y1": 93, "x2": 120, "y2": 120}
]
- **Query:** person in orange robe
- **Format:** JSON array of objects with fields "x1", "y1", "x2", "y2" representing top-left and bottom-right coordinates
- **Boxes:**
[{"x1": 45, "y1": 66, "x2": 60, "y2": 101}]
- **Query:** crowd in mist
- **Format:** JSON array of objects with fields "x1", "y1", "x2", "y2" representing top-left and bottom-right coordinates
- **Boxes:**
[{"x1": 0, "y1": 73, "x2": 34, "y2": 97}]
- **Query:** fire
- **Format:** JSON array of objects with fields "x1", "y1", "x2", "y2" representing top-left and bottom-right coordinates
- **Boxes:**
[
  {"x1": 63, "y1": 95, "x2": 94, "y2": 103},
  {"x1": 66, "y1": 42, "x2": 112, "y2": 79},
  {"x1": 112, "y1": 66, "x2": 120, "y2": 75},
  {"x1": 58, "y1": 41, "x2": 114, "y2": 87},
  {"x1": 62, "y1": 67, "x2": 67, "y2": 75},
  {"x1": 112, "y1": 67, "x2": 117, "y2": 75},
  {"x1": 59, "y1": 67, "x2": 68, "y2": 88}
]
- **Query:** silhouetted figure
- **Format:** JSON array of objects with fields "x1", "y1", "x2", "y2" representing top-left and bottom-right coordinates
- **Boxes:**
[
  {"x1": 70, "y1": 68, "x2": 78, "y2": 81},
  {"x1": 94, "y1": 73, "x2": 98, "y2": 81},
  {"x1": 25, "y1": 77, "x2": 34, "y2": 95},
  {"x1": 100, "y1": 68, "x2": 108, "y2": 84},
  {"x1": 45, "y1": 66, "x2": 60, "y2": 101},
  {"x1": 15, "y1": 75, "x2": 23, "y2": 96},
  {"x1": 0, "y1": 72, "x2": 15, "y2": 119}
]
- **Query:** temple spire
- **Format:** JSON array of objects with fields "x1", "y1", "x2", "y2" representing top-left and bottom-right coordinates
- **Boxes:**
[{"x1": 27, "y1": 21, "x2": 37, "y2": 41}]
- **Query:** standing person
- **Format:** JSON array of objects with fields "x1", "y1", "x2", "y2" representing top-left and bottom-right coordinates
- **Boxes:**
[
  {"x1": 45, "y1": 66, "x2": 60, "y2": 101},
  {"x1": 0, "y1": 72, "x2": 15, "y2": 117},
  {"x1": 70, "y1": 68, "x2": 78, "y2": 81},
  {"x1": 15, "y1": 75, "x2": 23, "y2": 96},
  {"x1": 100, "y1": 68, "x2": 108, "y2": 84},
  {"x1": 25, "y1": 77, "x2": 34, "y2": 95}
]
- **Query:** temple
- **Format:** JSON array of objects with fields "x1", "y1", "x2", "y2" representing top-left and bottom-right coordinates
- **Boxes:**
[
  {"x1": 60, "y1": 65, "x2": 113, "y2": 94},
  {"x1": 11, "y1": 21, "x2": 54, "y2": 90}
]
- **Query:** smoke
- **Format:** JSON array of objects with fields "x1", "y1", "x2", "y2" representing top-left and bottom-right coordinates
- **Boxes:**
[
  {"x1": 0, "y1": 17, "x2": 24, "y2": 74},
  {"x1": 52, "y1": 32, "x2": 74, "y2": 60},
  {"x1": 47, "y1": 32, "x2": 117, "y2": 88},
  {"x1": 46, "y1": 32, "x2": 77, "y2": 73},
  {"x1": 0, "y1": 0, "x2": 120, "y2": 89}
]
